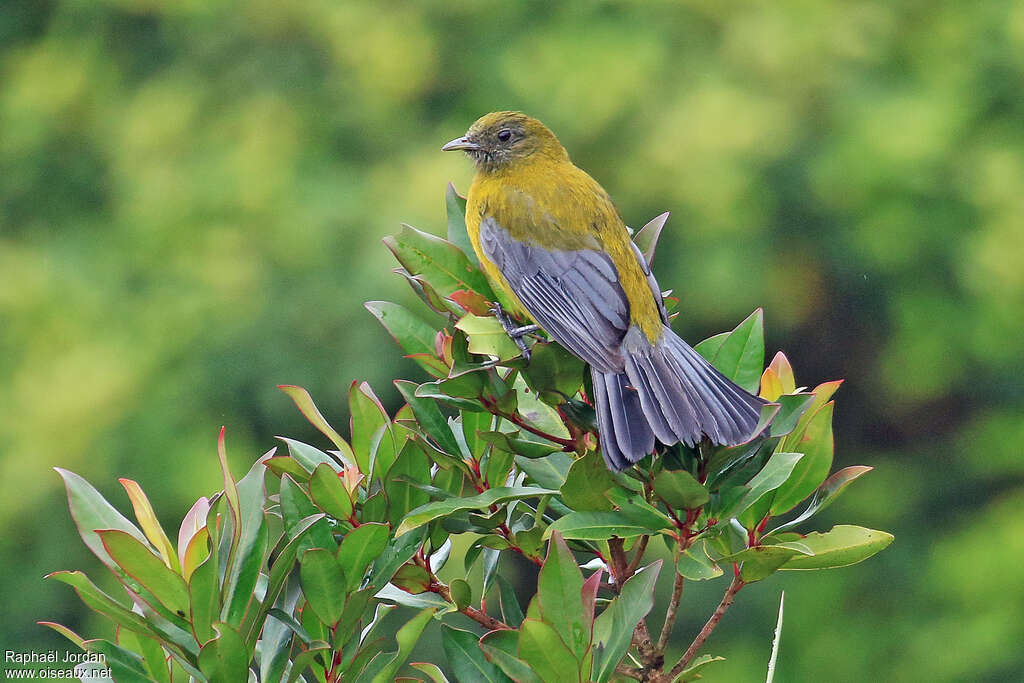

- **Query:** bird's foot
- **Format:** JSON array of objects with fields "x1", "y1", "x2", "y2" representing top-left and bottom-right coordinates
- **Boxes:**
[{"x1": 489, "y1": 302, "x2": 539, "y2": 361}]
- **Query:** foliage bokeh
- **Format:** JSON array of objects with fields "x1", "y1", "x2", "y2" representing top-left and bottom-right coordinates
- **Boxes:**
[{"x1": 2, "y1": 1, "x2": 1022, "y2": 680}]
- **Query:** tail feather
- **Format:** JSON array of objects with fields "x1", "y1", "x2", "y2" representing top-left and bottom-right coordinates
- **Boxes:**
[
  {"x1": 591, "y1": 368, "x2": 654, "y2": 470},
  {"x1": 593, "y1": 325, "x2": 766, "y2": 470}
]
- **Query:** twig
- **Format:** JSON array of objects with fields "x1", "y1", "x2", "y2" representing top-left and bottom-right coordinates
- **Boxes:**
[
  {"x1": 668, "y1": 575, "x2": 745, "y2": 679},
  {"x1": 430, "y1": 579, "x2": 510, "y2": 631},
  {"x1": 480, "y1": 396, "x2": 577, "y2": 450},
  {"x1": 624, "y1": 535, "x2": 650, "y2": 578},
  {"x1": 614, "y1": 663, "x2": 644, "y2": 680},
  {"x1": 656, "y1": 570, "x2": 685, "y2": 654}
]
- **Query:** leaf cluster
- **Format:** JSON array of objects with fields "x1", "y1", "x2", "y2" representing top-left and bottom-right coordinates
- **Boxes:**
[{"x1": 46, "y1": 187, "x2": 891, "y2": 683}]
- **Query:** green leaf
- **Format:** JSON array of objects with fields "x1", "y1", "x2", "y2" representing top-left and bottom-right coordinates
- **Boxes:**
[
  {"x1": 365, "y1": 608, "x2": 436, "y2": 683},
  {"x1": 277, "y1": 437, "x2": 343, "y2": 474},
  {"x1": 367, "y1": 529, "x2": 425, "y2": 591},
  {"x1": 224, "y1": 457, "x2": 271, "y2": 627},
  {"x1": 537, "y1": 532, "x2": 587, "y2": 659},
  {"x1": 411, "y1": 661, "x2": 452, "y2": 683},
  {"x1": 46, "y1": 571, "x2": 160, "y2": 641},
  {"x1": 494, "y1": 574, "x2": 525, "y2": 628},
  {"x1": 780, "y1": 525, "x2": 893, "y2": 570},
  {"x1": 309, "y1": 463, "x2": 354, "y2": 521},
  {"x1": 448, "y1": 578, "x2": 472, "y2": 610},
  {"x1": 389, "y1": 564, "x2": 431, "y2": 594},
  {"x1": 56, "y1": 468, "x2": 149, "y2": 572},
  {"x1": 189, "y1": 552, "x2": 219, "y2": 644},
  {"x1": 338, "y1": 523, "x2": 390, "y2": 593},
  {"x1": 770, "y1": 403, "x2": 834, "y2": 516},
  {"x1": 731, "y1": 452, "x2": 804, "y2": 518},
  {"x1": 37, "y1": 621, "x2": 86, "y2": 650},
  {"x1": 263, "y1": 456, "x2": 311, "y2": 481},
  {"x1": 517, "y1": 619, "x2": 580, "y2": 683},
  {"x1": 456, "y1": 313, "x2": 524, "y2": 361},
  {"x1": 521, "y1": 341, "x2": 586, "y2": 399},
  {"x1": 278, "y1": 385, "x2": 357, "y2": 460},
  {"x1": 385, "y1": 440, "x2": 432, "y2": 527},
  {"x1": 768, "y1": 393, "x2": 816, "y2": 438},
  {"x1": 513, "y1": 375, "x2": 571, "y2": 439},
  {"x1": 693, "y1": 331, "x2": 728, "y2": 362},
  {"x1": 772, "y1": 466, "x2": 873, "y2": 534},
  {"x1": 395, "y1": 380, "x2": 463, "y2": 456},
  {"x1": 82, "y1": 639, "x2": 153, "y2": 683},
  {"x1": 516, "y1": 453, "x2": 573, "y2": 489},
  {"x1": 98, "y1": 530, "x2": 190, "y2": 618},
  {"x1": 279, "y1": 475, "x2": 336, "y2": 554},
  {"x1": 708, "y1": 309, "x2": 765, "y2": 393},
  {"x1": 560, "y1": 450, "x2": 615, "y2": 511},
  {"x1": 442, "y1": 625, "x2": 513, "y2": 683},
  {"x1": 365, "y1": 302, "x2": 448, "y2": 378},
  {"x1": 118, "y1": 478, "x2": 179, "y2": 573},
  {"x1": 445, "y1": 182, "x2": 474, "y2": 263},
  {"x1": 725, "y1": 542, "x2": 815, "y2": 583},
  {"x1": 545, "y1": 509, "x2": 671, "y2": 541},
  {"x1": 395, "y1": 486, "x2": 557, "y2": 537},
  {"x1": 284, "y1": 642, "x2": 331, "y2": 683},
  {"x1": 676, "y1": 539, "x2": 723, "y2": 581},
  {"x1": 480, "y1": 629, "x2": 541, "y2": 683},
  {"x1": 653, "y1": 469, "x2": 710, "y2": 510},
  {"x1": 198, "y1": 623, "x2": 249, "y2": 683},
  {"x1": 591, "y1": 561, "x2": 662, "y2": 683},
  {"x1": 300, "y1": 548, "x2": 347, "y2": 625},
  {"x1": 350, "y1": 381, "x2": 396, "y2": 477},
  {"x1": 479, "y1": 430, "x2": 560, "y2": 460},
  {"x1": 384, "y1": 223, "x2": 494, "y2": 298}
]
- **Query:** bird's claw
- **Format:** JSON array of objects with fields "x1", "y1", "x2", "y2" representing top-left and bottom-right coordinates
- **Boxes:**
[{"x1": 489, "y1": 303, "x2": 539, "y2": 361}]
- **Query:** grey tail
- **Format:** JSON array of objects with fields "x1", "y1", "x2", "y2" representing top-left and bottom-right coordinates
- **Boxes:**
[{"x1": 593, "y1": 325, "x2": 767, "y2": 471}]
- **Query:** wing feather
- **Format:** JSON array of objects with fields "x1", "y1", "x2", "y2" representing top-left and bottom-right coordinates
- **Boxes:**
[{"x1": 479, "y1": 217, "x2": 629, "y2": 372}]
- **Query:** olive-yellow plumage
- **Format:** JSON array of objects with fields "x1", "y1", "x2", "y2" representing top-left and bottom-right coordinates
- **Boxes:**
[{"x1": 443, "y1": 112, "x2": 765, "y2": 470}]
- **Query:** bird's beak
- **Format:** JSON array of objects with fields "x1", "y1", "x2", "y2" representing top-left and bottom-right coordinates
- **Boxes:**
[{"x1": 442, "y1": 136, "x2": 480, "y2": 152}]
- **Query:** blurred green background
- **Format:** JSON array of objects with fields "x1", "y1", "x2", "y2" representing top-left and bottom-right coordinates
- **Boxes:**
[{"x1": 3, "y1": 0, "x2": 1022, "y2": 680}]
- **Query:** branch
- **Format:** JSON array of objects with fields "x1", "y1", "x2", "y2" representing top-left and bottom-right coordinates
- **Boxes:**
[
  {"x1": 480, "y1": 396, "x2": 577, "y2": 450},
  {"x1": 624, "y1": 535, "x2": 650, "y2": 578},
  {"x1": 614, "y1": 663, "x2": 644, "y2": 680},
  {"x1": 656, "y1": 570, "x2": 685, "y2": 654},
  {"x1": 430, "y1": 579, "x2": 510, "y2": 631},
  {"x1": 668, "y1": 575, "x2": 744, "y2": 679}
]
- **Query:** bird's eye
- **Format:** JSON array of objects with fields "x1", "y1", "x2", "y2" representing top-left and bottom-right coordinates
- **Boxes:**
[{"x1": 497, "y1": 129, "x2": 512, "y2": 142}]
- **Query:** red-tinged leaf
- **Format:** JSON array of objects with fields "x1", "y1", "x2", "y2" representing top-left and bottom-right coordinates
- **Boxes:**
[
  {"x1": 760, "y1": 367, "x2": 784, "y2": 401},
  {"x1": 181, "y1": 526, "x2": 211, "y2": 582},
  {"x1": 119, "y1": 478, "x2": 179, "y2": 573},
  {"x1": 581, "y1": 569, "x2": 602, "y2": 630},
  {"x1": 177, "y1": 497, "x2": 210, "y2": 571},
  {"x1": 771, "y1": 466, "x2": 874, "y2": 534},
  {"x1": 771, "y1": 403, "x2": 835, "y2": 515},
  {"x1": 98, "y1": 529, "x2": 190, "y2": 618},
  {"x1": 216, "y1": 427, "x2": 241, "y2": 564},
  {"x1": 277, "y1": 385, "x2": 357, "y2": 461},
  {"x1": 55, "y1": 468, "x2": 148, "y2": 572},
  {"x1": 767, "y1": 351, "x2": 797, "y2": 395},
  {"x1": 450, "y1": 288, "x2": 492, "y2": 315},
  {"x1": 38, "y1": 621, "x2": 86, "y2": 649},
  {"x1": 383, "y1": 224, "x2": 494, "y2": 298}
]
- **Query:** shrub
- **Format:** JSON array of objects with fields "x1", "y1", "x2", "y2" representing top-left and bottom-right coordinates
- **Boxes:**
[{"x1": 45, "y1": 186, "x2": 892, "y2": 682}]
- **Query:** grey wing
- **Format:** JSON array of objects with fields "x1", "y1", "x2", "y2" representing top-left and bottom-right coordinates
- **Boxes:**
[{"x1": 479, "y1": 217, "x2": 630, "y2": 373}]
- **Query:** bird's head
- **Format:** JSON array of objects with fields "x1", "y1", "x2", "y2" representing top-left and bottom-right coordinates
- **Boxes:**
[{"x1": 442, "y1": 111, "x2": 568, "y2": 173}]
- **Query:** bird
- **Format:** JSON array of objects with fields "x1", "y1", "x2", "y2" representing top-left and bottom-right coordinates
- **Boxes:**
[{"x1": 442, "y1": 111, "x2": 766, "y2": 471}]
